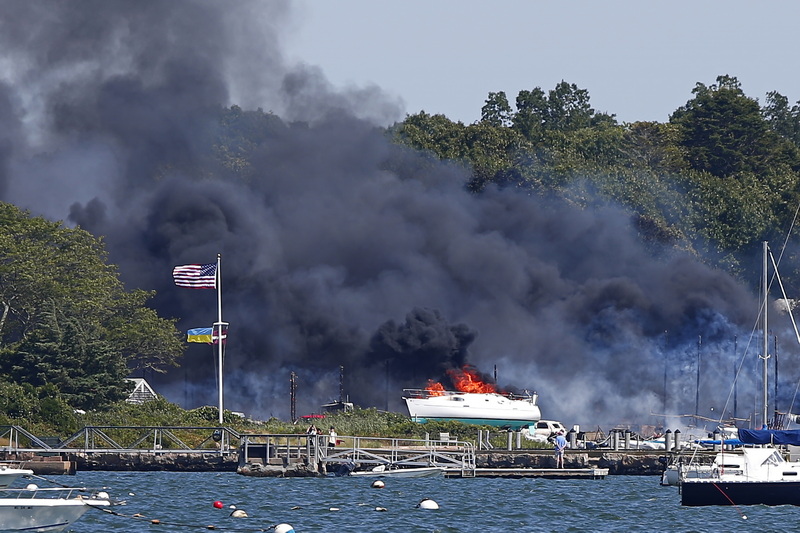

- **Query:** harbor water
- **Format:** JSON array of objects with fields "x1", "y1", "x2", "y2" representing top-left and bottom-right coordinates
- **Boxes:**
[{"x1": 66, "y1": 471, "x2": 783, "y2": 532}]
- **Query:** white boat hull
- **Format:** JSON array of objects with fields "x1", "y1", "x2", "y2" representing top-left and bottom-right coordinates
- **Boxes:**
[
  {"x1": 0, "y1": 490, "x2": 111, "y2": 532},
  {"x1": 679, "y1": 447, "x2": 800, "y2": 505},
  {"x1": 0, "y1": 465, "x2": 33, "y2": 489},
  {"x1": 404, "y1": 391, "x2": 541, "y2": 429}
]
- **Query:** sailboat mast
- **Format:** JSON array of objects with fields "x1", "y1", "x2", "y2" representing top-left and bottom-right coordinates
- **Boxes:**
[{"x1": 762, "y1": 240, "x2": 769, "y2": 428}]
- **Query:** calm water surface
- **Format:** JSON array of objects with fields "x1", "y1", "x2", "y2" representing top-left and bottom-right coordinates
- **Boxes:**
[{"x1": 62, "y1": 471, "x2": 794, "y2": 532}]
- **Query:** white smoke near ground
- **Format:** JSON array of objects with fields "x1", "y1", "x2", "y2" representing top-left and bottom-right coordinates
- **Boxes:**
[{"x1": 0, "y1": 0, "x2": 796, "y2": 429}]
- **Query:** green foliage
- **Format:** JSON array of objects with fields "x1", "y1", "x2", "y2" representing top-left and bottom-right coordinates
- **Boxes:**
[
  {"x1": 670, "y1": 75, "x2": 800, "y2": 178},
  {"x1": 78, "y1": 397, "x2": 290, "y2": 435},
  {"x1": 318, "y1": 408, "x2": 409, "y2": 437},
  {"x1": 0, "y1": 203, "x2": 184, "y2": 411},
  {"x1": 481, "y1": 92, "x2": 513, "y2": 127},
  {"x1": 764, "y1": 91, "x2": 800, "y2": 148},
  {"x1": 0, "y1": 380, "x2": 80, "y2": 435},
  {"x1": 511, "y1": 81, "x2": 617, "y2": 144},
  {"x1": 105, "y1": 290, "x2": 184, "y2": 375},
  {"x1": 213, "y1": 105, "x2": 288, "y2": 181},
  {"x1": 317, "y1": 408, "x2": 492, "y2": 442},
  {"x1": 391, "y1": 76, "x2": 800, "y2": 270},
  {"x1": 390, "y1": 112, "x2": 468, "y2": 161}
]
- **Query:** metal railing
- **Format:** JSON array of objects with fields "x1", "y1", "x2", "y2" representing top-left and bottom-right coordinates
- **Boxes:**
[
  {"x1": 238, "y1": 433, "x2": 477, "y2": 475},
  {"x1": 0, "y1": 425, "x2": 241, "y2": 454},
  {"x1": 322, "y1": 434, "x2": 476, "y2": 473}
]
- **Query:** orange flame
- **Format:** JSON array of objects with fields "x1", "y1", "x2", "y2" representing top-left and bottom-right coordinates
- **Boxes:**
[
  {"x1": 425, "y1": 366, "x2": 497, "y2": 395},
  {"x1": 425, "y1": 380, "x2": 446, "y2": 396},
  {"x1": 447, "y1": 366, "x2": 497, "y2": 393}
]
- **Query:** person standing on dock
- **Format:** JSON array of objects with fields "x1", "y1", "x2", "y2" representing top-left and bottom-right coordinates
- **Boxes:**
[
  {"x1": 328, "y1": 427, "x2": 338, "y2": 448},
  {"x1": 554, "y1": 430, "x2": 567, "y2": 468}
]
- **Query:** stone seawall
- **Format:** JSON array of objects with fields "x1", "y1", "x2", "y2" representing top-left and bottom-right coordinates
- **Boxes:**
[
  {"x1": 59, "y1": 452, "x2": 238, "y2": 472},
  {"x1": 477, "y1": 450, "x2": 666, "y2": 475}
]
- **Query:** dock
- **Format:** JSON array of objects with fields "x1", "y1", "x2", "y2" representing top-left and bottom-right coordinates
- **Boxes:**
[
  {"x1": 445, "y1": 467, "x2": 609, "y2": 479},
  {"x1": 0, "y1": 425, "x2": 676, "y2": 477}
]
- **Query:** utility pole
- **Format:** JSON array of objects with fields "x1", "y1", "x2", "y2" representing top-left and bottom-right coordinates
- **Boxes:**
[{"x1": 290, "y1": 371, "x2": 297, "y2": 423}]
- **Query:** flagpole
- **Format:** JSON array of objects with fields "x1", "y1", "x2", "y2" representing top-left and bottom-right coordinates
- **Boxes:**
[{"x1": 216, "y1": 253, "x2": 224, "y2": 425}]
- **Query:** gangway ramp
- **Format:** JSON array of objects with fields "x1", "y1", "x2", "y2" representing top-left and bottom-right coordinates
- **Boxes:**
[{"x1": 321, "y1": 435, "x2": 476, "y2": 476}]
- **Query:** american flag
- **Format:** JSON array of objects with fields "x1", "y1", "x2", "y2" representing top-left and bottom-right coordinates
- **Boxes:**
[{"x1": 172, "y1": 263, "x2": 217, "y2": 289}]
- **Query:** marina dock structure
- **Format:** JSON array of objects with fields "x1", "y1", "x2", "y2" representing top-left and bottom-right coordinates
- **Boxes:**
[
  {"x1": 239, "y1": 433, "x2": 478, "y2": 477},
  {"x1": 0, "y1": 424, "x2": 667, "y2": 477},
  {"x1": 238, "y1": 434, "x2": 609, "y2": 479}
]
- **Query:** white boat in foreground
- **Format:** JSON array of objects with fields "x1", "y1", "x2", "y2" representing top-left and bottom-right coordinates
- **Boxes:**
[
  {"x1": 680, "y1": 443, "x2": 800, "y2": 505},
  {"x1": 0, "y1": 483, "x2": 114, "y2": 532},
  {"x1": 349, "y1": 465, "x2": 446, "y2": 478},
  {"x1": 403, "y1": 389, "x2": 541, "y2": 430}
]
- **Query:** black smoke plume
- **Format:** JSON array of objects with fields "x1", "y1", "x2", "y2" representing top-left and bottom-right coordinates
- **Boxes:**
[{"x1": 0, "y1": 1, "x2": 795, "y2": 428}]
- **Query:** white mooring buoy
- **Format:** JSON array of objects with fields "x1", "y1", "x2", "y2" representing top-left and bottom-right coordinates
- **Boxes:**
[
  {"x1": 416, "y1": 498, "x2": 439, "y2": 510},
  {"x1": 274, "y1": 524, "x2": 296, "y2": 533}
]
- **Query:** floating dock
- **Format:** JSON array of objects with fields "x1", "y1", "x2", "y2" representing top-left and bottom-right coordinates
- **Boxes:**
[{"x1": 445, "y1": 467, "x2": 609, "y2": 479}]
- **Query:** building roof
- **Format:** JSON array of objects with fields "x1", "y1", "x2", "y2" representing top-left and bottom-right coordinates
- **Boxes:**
[{"x1": 125, "y1": 377, "x2": 157, "y2": 404}]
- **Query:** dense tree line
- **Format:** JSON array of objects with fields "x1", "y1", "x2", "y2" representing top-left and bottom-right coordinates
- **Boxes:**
[
  {"x1": 0, "y1": 203, "x2": 184, "y2": 412},
  {"x1": 390, "y1": 75, "x2": 800, "y2": 282}
]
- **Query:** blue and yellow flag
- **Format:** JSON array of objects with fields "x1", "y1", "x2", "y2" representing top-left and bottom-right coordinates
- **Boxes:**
[{"x1": 187, "y1": 327, "x2": 213, "y2": 344}]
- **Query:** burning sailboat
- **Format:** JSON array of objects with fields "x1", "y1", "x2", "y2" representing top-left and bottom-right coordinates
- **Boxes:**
[{"x1": 402, "y1": 366, "x2": 541, "y2": 430}]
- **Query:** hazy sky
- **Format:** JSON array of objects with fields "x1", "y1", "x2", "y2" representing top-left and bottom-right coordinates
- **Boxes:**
[{"x1": 285, "y1": 0, "x2": 800, "y2": 125}]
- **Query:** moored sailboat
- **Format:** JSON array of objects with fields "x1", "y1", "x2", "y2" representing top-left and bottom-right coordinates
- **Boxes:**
[{"x1": 680, "y1": 242, "x2": 800, "y2": 506}]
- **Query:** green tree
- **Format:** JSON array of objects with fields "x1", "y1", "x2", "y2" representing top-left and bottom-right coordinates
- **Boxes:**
[
  {"x1": 481, "y1": 91, "x2": 513, "y2": 127},
  {"x1": 511, "y1": 82, "x2": 616, "y2": 144},
  {"x1": 763, "y1": 91, "x2": 800, "y2": 148},
  {"x1": 105, "y1": 289, "x2": 184, "y2": 375},
  {"x1": 213, "y1": 105, "x2": 289, "y2": 181},
  {"x1": 461, "y1": 121, "x2": 528, "y2": 191},
  {"x1": 681, "y1": 170, "x2": 777, "y2": 250},
  {"x1": 0, "y1": 203, "x2": 183, "y2": 410},
  {"x1": 670, "y1": 75, "x2": 800, "y2": 178},
  {"x1": 619, "y1": 122, "x2": 688, "y2": 173},
  {"x1": 546, "y1": 81, "x2": 596, "y2": 131},
  {"x1": 0, "y1": 381, "x2": 79, "y2": 434},
  {"x1": 5, "y1": 305, "x2": 132, "y2": 410},
  {"x1": 390, "y1": 112, "x2": 467, "y2": 161},
  {"x1": 512, "y1": 87, "x2": 549, "y2": 142}
]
